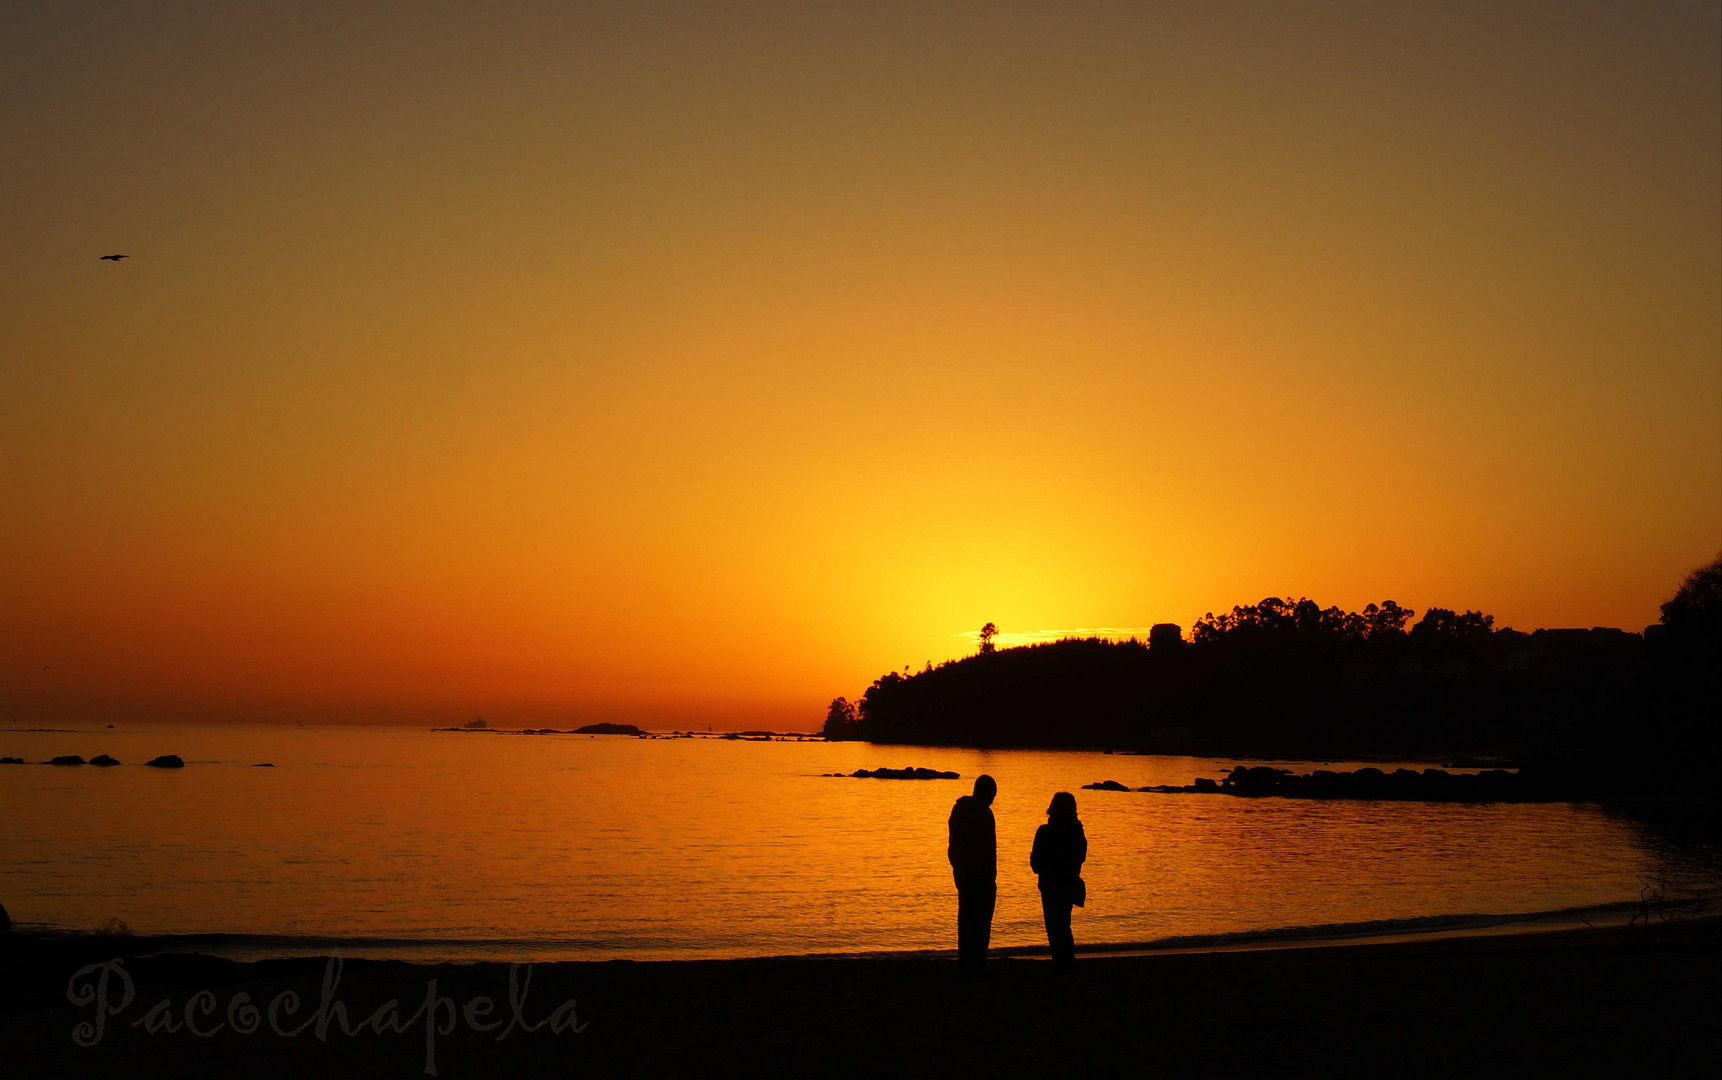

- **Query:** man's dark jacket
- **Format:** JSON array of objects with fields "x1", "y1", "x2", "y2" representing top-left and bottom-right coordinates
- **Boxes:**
[{"x1": 947, "y1": 795, "x2": 997, "y2": 886}]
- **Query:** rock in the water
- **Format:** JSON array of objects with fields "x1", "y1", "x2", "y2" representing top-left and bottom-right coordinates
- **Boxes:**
[
  {"x1": 0, "y1": 757, "x2": 23, "y2": 765},
  {"x1": 144, "y1": 755, "x2": 185, "y2": 769},
  {"x1": 1220, "y1": 765, "x2": 1293, "y2": 795},
  {"x1": 89, "y1": 754, "x2": 120, "y2": 766},
  {"x1": 48, "y1": 755, "x2": 85, "y2": 766},
  {"x1": 253, "y1": 762, "x2": 275, "y2": 767},
  {"x1": 1082, "y1": 779, "x2": 1131, "y2": 791},
  {"x1": 573, "y1": 723, "x2": 645, "y2": 735},
  {"x1": 1100, "y1": 765, "x2": 1537, "y2": 801},
  {"x1": 850, "y1": 766, "x2": 960, "y2": 780}
]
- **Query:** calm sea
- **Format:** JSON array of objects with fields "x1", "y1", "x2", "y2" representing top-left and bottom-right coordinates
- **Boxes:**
[{"x1": 1, "y1": 724, "x2": 1714, "y2": 960}]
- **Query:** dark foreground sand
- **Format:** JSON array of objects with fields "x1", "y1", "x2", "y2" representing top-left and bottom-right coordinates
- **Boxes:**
[{"x1": 3, "y1": 922, "x2": 1717, "y2": 1078}]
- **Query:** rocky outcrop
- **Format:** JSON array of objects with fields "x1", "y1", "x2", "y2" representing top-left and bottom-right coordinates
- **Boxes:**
[
  {"x1": 89, "y1": 754, "x2": 120, "y2": 766},
  {"x1": 1219, "y1": 765, "x2": 1530, "y2": 800},
  {"x1": 144, "y1": 755, "x2": 185, "y2": 769},
  {"x1": 828, "y1": 766, "x2": 961, "y2": 780},
  {"x1": 0, "y1": 757, "x2": 23, "y2": 765},
  {"x1": 573, "y1": 723, "x2": 645, "y2": 735},
  {"x1": 1085, "y1": 765, "x2": 1540, "y2": 802},
  {"x1": 47, "y1": 755, "x2": 84, "y2": 766}
]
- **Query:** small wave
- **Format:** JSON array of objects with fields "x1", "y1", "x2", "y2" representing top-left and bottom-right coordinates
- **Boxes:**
[
  {"x1": 1007, "y1": 901, "x2": 1656, "y2": 956},
  {"x1": 790, "y1": 901, "x2": 1666, "y2": 961},
  {"x1": 151, "y1": 932, "x2": 668, "y2": 954},
  {"x1": 25, "y1": 899, "x2": 1691, "y2": 963}
]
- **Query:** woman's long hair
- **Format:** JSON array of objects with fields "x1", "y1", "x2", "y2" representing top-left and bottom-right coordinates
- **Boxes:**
[{"x1": 1047, "y1": 791, "x2": 1078, "y2": 821}]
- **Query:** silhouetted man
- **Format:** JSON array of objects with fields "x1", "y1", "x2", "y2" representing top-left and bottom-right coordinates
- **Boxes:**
[{"x1": 948, "y1": 773, "x2": 997, "y2": 978}]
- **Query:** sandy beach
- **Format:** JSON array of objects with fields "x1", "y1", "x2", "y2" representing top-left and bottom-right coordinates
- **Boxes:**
[{"x1": 3, "y1": 920, "x2": 1716, "y2": 1078}]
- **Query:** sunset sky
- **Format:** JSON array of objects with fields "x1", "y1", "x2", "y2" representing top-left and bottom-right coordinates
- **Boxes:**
[{"x1": 3, "y1": 1, "x2": 1718, "y2": 728}]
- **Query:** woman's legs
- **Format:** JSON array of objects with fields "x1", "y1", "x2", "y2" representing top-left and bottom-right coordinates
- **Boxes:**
[{"x1": 1041, "y1": 891, "x2": 1075, "y2": 970}]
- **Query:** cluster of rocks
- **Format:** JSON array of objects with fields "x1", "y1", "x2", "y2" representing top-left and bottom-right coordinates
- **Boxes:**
[
  {"x1": 1084, "y1": 779, "x2": 1142, "y2": 792},
  {"x1": 825, "y1": 766, "x2": 962, "y2": 780},
  {"x1": 435, "y1": 722, "x2": 653, "y2": 736},
  {"x1": 438, "y1": 728, "x2": 822, "y2": 740},
  {"x1": 1085, "y1": 765, "x2": 1537, "y2": 802},
  {"x1": 8, "y1": 754, "x2": 185, "y2": 768}
]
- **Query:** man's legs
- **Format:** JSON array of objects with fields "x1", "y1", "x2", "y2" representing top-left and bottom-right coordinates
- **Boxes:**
[{"x1": 957, "y1": 882, "x2": 996, "y2": 975}]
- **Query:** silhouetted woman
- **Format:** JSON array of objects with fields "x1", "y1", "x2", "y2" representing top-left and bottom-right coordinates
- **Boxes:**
[{"x1": 1030, "y1": 791, "x2": 1087, "y2": 973}]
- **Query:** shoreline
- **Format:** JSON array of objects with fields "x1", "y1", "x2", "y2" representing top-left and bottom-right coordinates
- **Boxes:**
[
  {"x1": 731, "y1": 898, "x2": 1666, "y2": 963},
  {"x1": 3, "y1": 918, "x2": 1715, "y2": 1078},
  {"x1": 5, "y1": 897, "x2": 1680, "y2": 965}
]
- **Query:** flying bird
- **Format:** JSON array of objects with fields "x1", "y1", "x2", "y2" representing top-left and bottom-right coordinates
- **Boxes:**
[{"x1": 99, "y1": 254, "x2": 129, "y2": 261}]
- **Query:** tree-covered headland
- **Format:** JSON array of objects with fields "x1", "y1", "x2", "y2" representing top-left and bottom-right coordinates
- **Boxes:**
[{"x1": 823, "y1": 557, "x2": 1721, "y2": 792}]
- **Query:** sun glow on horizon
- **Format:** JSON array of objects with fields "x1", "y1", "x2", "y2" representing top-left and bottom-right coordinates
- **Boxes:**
[{"x1": 1, "y1": 2, "x2": 1717, "y2": 729}]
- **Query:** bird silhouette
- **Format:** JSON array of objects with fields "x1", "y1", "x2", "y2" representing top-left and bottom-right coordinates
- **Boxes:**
[{"x1": 99, "y1": 254, "x2": 129, "y2": 261}]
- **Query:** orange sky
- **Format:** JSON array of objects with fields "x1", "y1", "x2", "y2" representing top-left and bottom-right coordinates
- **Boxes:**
[{"x1": 2, "y1": 2, "x2": 1718, "y2": 729}]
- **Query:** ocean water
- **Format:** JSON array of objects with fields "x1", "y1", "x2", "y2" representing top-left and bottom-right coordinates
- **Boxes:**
[{"x1": 0, "y1": 724, "x2": 1712, "y2": 960}]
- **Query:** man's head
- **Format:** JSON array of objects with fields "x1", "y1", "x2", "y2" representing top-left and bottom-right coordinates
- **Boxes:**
[{"x1": 973, "y1": 774, "x2": 997, "y2": 805}]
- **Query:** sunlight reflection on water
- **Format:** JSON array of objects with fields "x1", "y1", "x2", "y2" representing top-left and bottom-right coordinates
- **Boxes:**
[{"x1": 0, "y1": 724, "x2": 1712, "y2": 960}]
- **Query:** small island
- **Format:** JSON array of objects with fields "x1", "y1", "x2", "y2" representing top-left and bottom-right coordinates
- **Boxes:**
[{"x1": 824, "y1": 766, "x2": 961, "y2": 780}]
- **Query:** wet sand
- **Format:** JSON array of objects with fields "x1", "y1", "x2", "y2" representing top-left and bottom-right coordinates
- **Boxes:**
[{"x1": 3, "y1": 921, "x2": 1717, "y2": 1078}]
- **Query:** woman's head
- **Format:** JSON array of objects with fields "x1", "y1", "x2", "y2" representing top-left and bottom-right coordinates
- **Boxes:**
[{"x1": 1047, "y1": 791, "x2": 1077, "y2": 819}]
